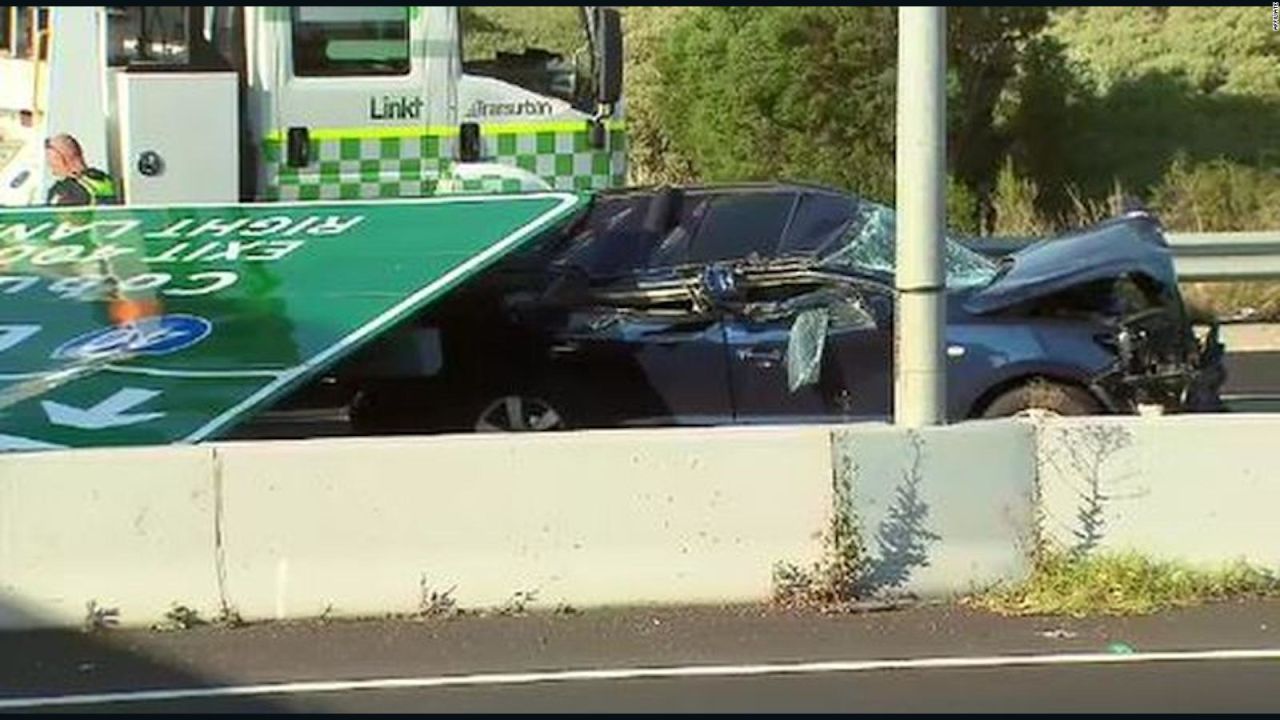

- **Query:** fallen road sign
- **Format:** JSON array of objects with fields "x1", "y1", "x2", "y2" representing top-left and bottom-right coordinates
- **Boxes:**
[{"x1": 0, "y1": 192, "x2": 587, "y2": 449}]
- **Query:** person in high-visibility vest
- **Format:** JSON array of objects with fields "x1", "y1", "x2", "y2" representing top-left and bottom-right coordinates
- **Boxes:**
[
  {"x1": 44, "y1": 133, "x2": 118, "y2": 206},
  {"x1": 42, "y1": 133, "x2": 151, "y2": 325}
]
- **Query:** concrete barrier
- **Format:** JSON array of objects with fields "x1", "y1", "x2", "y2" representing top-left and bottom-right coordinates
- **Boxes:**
[
  {"x1": 1220, "y1": 323, "x2": 1280, "y2": 353},
  {"x1": 211, "y1": 427, "x2": 832, "y2": 620},
  {"x1": 1033, "y1": 413, "x2": 1280, "y2": 568},
  {"x1": 0, "y1": 446, "x2": 220, "y2": 630},
  {"x1": 4, "y1": 412, "x2": 1277, "y2": 631},
  {"x1": 832, "y1": 420, "x2": 1036, "y2": 599}
]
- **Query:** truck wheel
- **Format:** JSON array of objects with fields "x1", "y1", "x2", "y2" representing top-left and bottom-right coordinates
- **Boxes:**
[
  {"x1": 474, "y1": 395, "x2": 566, "y2": 432},
  {"x1": 980, "y1": 380, "x2": 1102, "y2": 418}
]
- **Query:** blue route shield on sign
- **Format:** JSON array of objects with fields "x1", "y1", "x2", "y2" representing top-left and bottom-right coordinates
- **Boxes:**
[{"x1": 53, "y1": 314, "x2": 213, "y2": 360}]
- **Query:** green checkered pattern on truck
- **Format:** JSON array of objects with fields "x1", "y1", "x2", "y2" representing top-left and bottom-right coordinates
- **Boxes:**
[{"x1": 263, "y1": 125, "x2": 628, "y2": 201}]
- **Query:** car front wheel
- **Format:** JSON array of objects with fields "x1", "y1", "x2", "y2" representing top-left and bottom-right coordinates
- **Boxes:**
[
  {"x1": 474, "y1": 395, "x2": 567, "y2": 432},
  {"x1": 980, "y1": 380, "x2": 1103, "y2": 418}
]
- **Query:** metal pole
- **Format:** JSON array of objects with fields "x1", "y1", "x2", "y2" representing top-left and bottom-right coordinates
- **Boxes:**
[{"x1": 894, "y1": 6, "x2": 946, "y2": 427}]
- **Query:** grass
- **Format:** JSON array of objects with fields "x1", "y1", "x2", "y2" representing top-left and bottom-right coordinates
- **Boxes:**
[
  {"x1": 1182, "y1": 282, "x2": 1280, "y2": 324},
  {"x1": 967, "y1": 550, "x2": 1280, "y2": 617}
]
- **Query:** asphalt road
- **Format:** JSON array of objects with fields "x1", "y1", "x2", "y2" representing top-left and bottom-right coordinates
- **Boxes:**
[
  {"x1": 1220, "y1": 350, "x2": 1280, "y2": 411},
  {"x1": 3, "y1": 600, "x2": 1279, "y2": 712}
]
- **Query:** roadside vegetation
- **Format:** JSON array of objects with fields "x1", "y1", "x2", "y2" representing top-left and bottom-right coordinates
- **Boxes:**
[
  {"x1": 621, "y1": 6, "x2": 1280, "y2": 319},
  {"x1": 966, "y1": 550, "x2": 1280, "y2": 617}
]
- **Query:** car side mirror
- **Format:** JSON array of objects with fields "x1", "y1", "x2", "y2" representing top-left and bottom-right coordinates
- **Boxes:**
[{"x1": 787, "y1": 308, "x2": 830, "y2": 392}]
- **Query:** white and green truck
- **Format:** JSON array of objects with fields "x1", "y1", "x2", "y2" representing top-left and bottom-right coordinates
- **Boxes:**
[{"x1": 0, "y1": 5, "x2": 625, "y2": 207}]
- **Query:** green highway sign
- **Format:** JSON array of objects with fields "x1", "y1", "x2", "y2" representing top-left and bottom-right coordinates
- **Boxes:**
[{"x1": 0, "y1": 193, "x2": 587, "y2": 450}]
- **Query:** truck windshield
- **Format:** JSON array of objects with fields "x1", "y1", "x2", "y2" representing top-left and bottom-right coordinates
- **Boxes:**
[
  {"x1": 460, "y1": 7, "x2": 596, "y2": 112},
  {"x1": 292, "y1": 6, "x2": 410, "y2": 77}
]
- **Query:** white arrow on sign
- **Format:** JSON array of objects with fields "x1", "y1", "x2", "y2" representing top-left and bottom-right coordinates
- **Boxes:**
[{"x1": 41, "y1": 388, "x2": 165, "y2": 430}]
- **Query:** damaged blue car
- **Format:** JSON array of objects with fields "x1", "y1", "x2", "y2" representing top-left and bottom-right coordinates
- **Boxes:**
[{"x1": 331, "y1": 183, "x2": 1226, "y2": 433}]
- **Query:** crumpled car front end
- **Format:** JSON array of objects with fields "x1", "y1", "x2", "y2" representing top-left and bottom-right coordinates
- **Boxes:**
[
  {"x1": 963, "y1": 212, "x2": 1227, "y2": 414},
  {"x1": 1088, "y1": 297, "x2": 1227, "y2": 413}
]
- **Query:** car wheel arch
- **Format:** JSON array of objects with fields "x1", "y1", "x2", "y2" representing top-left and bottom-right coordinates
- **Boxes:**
[{"x1": 966, "y1": 371, "x2": 1109, "y2": 419}]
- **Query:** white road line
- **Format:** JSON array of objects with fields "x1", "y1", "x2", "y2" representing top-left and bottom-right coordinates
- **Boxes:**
[{"x1": 2, "y1": 648, "x2": 1279, "y2": 709}]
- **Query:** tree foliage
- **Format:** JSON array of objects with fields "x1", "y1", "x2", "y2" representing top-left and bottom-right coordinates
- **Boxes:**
[
  {"x1": 625, "y1": 6, "x2": 1279, "y2": 234},
  {"x1": 1003, "y1": 7, "x2": 1280, "y2": 221},
  {"x1": 656, "y1": 7, "x2": 898, "y2": 202}
]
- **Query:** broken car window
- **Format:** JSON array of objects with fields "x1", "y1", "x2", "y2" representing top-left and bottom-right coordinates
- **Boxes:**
[
  {"x1": 732, "y1": 282, "x2": 877, "y2": 394},
  {"x1": 787, "y1": 308, "x2": 830, "y2": 392},
  {"x1": 819, "y1": 201, "x2": 999, "y2": 289}
]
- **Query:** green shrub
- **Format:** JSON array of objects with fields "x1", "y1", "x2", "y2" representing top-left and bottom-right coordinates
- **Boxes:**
[
  {"x1": 1152, "y1": 156, "x2": 1280, "y2": 233},
  {"x1": 990, "y1": 157, "x2": 1049, "y2": 235},
  {"x1": 622, "y1": 7, "x2": 699, "y2": 185},
  {"x1": 656, "y1": 7, "x2": 899, "y2": 202}
]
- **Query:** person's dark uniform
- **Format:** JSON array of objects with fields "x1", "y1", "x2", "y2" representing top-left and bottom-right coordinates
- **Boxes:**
[{"x1": 46, "y1": 168, "x2": 119, "y2": 206}]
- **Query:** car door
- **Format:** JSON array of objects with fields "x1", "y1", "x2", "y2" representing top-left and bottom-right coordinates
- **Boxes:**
[
  {"x1": 726, "y1": 281, "x2": 894, "y2": 423},
  {"x1": 823, "y1": 285, "x2": 894, "y2": 420},
  {"x1": 544, "y1": 303, "x2": 735, "y2": 428}
]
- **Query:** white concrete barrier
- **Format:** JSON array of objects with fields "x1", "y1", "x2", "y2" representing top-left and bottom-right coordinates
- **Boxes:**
[
  {"x1": 5, "y1": 412, "x2": 1277, "y2": 631},
  {"x1": 210, "y1": 426, "x2": 834, "y2": 621},
  {"x1": 0, "y1": 446, "x2": 220, "y2": 630},
  {"x1": 1034, "y1": 413, "x2": 1280, "y2": 568},
  {"x1": 832, "y1": 420, "x2": 1036, "y2": 598},
  {"x1": 1219, "y1": 323, "x2": 1280, "y2": 353}
]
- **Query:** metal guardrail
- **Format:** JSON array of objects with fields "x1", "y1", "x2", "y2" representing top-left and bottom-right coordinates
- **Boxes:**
[
  {"x1": 962, "y1": 232, "x2": 1280, "y2": 282},
  {"x1": 1165, "y1": 233, "x2": 1280, "y2": 282}
]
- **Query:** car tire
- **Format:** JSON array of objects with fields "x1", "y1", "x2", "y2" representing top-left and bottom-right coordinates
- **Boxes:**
[
  {"x1": 980, "y1": 380, "x2": 1103, "y2": 419},
  {"x1": 474, "y1": 394, "x2": 567, "y2": 432}
]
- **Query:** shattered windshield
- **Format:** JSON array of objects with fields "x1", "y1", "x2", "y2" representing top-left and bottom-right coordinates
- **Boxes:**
[{"x1": 820, "y1": 201, "x2": 998, "y2": 289}]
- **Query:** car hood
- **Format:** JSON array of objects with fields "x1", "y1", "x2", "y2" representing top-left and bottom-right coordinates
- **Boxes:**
[{"x1": 963, "y1": 214, "x2": 1177, "y2": 315}]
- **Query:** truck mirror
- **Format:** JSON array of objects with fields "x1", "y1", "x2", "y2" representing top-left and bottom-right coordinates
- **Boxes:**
[
  {"x1": 459, "y1": 122, "x2": 481, "y2": 163},
  {"x1": 286, "y1": 127, "x2": 311, "y2": 168},
  {"x1": 595, "y1": 8, "x2": 622, "y2": 106},
  {"x1": 589, "y1": 119, "x2": 607, "y2": 150}
]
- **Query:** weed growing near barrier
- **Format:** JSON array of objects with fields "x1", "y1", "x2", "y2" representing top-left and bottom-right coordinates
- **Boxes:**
[
  {"x1": 771, "y1": 445, "x2": 863, "y2": 608},
  {"x1": 154, "y1": 604, "x2": 206, "y2": 631},
  {"x1": 149, "y1": 603, "x2": 247, "y2": 631},
  {"x1": 82, "y1": 600, "x2": 119, "y2": 633},
  {"x1": 215, "y1": 605, "x2": 246, "y2": 629},
  {"x1": 498, "y1": 590, "x2": 539, "y2": 616},
  {"x1": 773, "y1": 430, "x2": 944, "y2": 609},
  {"x1": 967, "y1": 550, "x2": 1280, "y2": 617}
]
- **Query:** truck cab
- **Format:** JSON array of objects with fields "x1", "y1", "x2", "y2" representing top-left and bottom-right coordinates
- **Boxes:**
[{"x1": 0, "y1": 6, "x2": 625, "y2": 207}]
